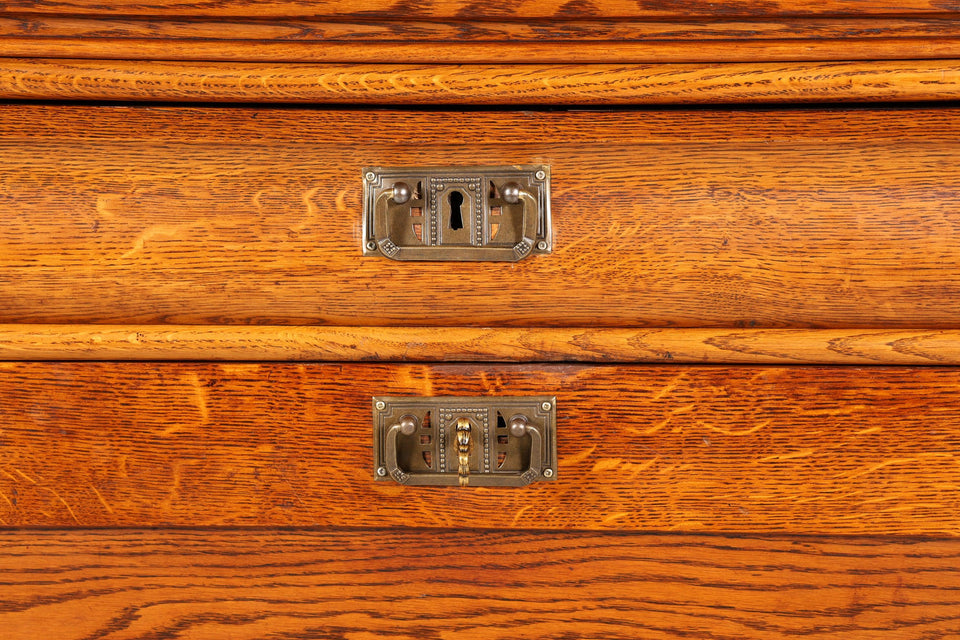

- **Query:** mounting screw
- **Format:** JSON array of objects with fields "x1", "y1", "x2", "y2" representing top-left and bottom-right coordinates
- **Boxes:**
[
  {"x1": 535, "y1": 170, "x2": 546, "y2": 180},
  {"x1": 366, "y1": 240, "x2": 378, "y2": 252},
  {"x1": 541, "y1": 401, "x2": 552, "y2": 411},
  {"x1": 543, "y1": 468, "x2": 554, "y2": 478},
  {"x1": 375, "y1": 400, "x2": 386, "y2": 410},
  {"x1": 376, "y1": 466, "x2": 388, "y2": 477},
  {"x1": 364, "y1": 171, "x2": 376, "y2": 181},
  {"x1": 536, "y1": 240, "x2": 548, "y2": 251}
]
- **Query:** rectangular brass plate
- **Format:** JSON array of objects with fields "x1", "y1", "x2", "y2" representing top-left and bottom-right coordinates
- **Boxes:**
[
  {"x1": 362, "y1": 165, "x2": 551, "y2": 261},
  {"x1": 373, "y1": 396, "x2": 557, "y2": 487}
]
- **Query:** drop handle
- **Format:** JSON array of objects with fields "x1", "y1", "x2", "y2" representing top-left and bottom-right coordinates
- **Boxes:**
[
  {"x1": 382, "y1": 414, "x2": 418, "y2": 483},
  {"x1": 508, "y1": 415, "x2": 544, "y2": 481}
]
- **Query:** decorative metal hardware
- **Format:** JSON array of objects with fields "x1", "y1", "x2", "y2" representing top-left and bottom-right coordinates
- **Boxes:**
[
  {"x1": 455, "y1": 417, "x2": 473, "y2": 487},
  {"x1": 372, "y1": 396, "x2": 557, "y2": 487},
  {"x1": 362, "y1": 165, "x2": 551, "y2": 261}
]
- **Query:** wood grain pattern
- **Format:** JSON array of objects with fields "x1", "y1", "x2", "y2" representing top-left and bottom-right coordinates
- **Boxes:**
[
  {"x1": 10, "y1": 37, "x2": 960, "y2": 66},
  {"x1": 7, "y1": 16, "x2": 960, "y2": 43},
  {"x1": 5, "y1": 325, "x2": 960, "y2": 364},
  {"x1": 2, "y1": 58, "x2": 959, "y2": 103},
  {"x1": 2, "y1": 529, "x2": 959, "y2": 639},
  {"x1": 3, "y1": 105, "x2": 960, "y2": 328},
  {"x1": 2, "y1": 362, "x2": 960, "y2": 534},
  {"x1": 3, "y1": 17, "x2": 960, "y2": 63},
  {"x1": 1, "y1": 0, "x2": 957, "y2": 18}
]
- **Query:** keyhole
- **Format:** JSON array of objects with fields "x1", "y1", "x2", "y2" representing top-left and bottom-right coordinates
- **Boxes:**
[{"x1": 449, "y1": 190, "x2": 464, "y2": 230}]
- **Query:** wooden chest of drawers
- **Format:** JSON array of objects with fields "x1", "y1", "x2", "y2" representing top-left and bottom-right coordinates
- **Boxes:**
[{"x1": 2, "y1": 2, "x2": 960, "y2": 637}]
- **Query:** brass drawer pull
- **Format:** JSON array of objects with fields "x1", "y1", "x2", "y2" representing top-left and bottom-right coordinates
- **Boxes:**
[
  {"x1": 362, "y1": 165, "x2": 551, "y2": 261},
  {"x1": 373, "y1": 396, "x2": 557, "y2": 487}
]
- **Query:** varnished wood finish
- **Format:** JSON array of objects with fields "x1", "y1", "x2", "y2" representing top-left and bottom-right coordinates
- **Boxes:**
[
  {"x1": 2, "y1": 362, "x2": 959, "y2": 534},
  {"x1": 7, "y1": 38, "x2": 960, "y2": 66},
  {"x1": 2, "y1": 529, "x2": 959, "y2": 639},
  {"x1": 5, "y1": 325, "x2": 960, "y2": 364},
  {"x1": 3, "y1": 105, "x2": 960, "y2": 328},
  {"x1": 1, "y1": 0, "x2": 956, "y2": 18},
  {"x1": 2, "y1": 59, "x2": 959, "y2": 103},
  {"x1": 3, "y1": 17, "x2": 960, "y2": 63},
  {"x1": 8, "y1": 16, "x2": 960, "y2": 43},
  {"x1": 4, "y1": 3, "x2": 957, "y2": 636}
]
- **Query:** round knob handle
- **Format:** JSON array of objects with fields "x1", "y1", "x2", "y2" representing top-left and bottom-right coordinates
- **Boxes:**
[
  {"x1": 394, "y1": 415, "x2": 418, "y2": 435},
  {"x1": 501, "y1": 182, "x2": 522, "y2": 204},
  {"x1": 392, "y1": 182, "x2": 412, "y2": 204},
  {"x1": 508, "y1": 414, "x2": 529, "y2": 437}
]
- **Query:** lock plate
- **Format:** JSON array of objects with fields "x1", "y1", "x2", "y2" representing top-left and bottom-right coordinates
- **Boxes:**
[
  {"x1": 373, "y1": 396, "x2": 557, "y2": 486},
  {"x1": 362, "y1": 165, "x2": 551, "y2": 261}
]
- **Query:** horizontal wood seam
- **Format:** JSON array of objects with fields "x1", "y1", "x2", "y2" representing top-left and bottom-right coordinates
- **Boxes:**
[{"x1": 2, "y1": 525, "x2": 958, "y2": 540}]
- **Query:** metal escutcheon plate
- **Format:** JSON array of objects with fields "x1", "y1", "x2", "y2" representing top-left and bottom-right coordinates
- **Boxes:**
[
  {"x1": 373, "y1": 396, "x2": 557, "y2": 487},
  {"x1": 362, "y1": 165, "x2": 551, "y2": 261}
]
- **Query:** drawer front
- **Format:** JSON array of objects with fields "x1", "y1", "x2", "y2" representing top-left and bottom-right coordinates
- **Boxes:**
[
  {"x1": 2, "y1": 361, "x2": 958, "y2": 535},
  {"x1": 4, "y1": 529, "x2": 959, "y2": 640},
  {"x1": 3, "y1": 105, "x2": 960, "y2": 327}
]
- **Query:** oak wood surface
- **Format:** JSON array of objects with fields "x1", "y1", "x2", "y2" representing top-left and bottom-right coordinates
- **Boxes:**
[
  {"x1": 2, "y1": 528, "x2": 959, "y2": 640},
  {"x1": 3, "y1": 105, "x2": 960, "y2": 328},
  {"x1": 2, "y1": 58, "x2": 959, "y2": 103},
  {"x1": 1, "y1": 0, "x2": 956, "y2": 18},
  {"x1": 3, "y1": 16, "x2": 960, "y2": 63},
  {"x1": 5, "y1": 325, "x2": 960, "y2": 365},
  {"x1": 2, "y1": 362, "x2": 959, "y2": 534}
]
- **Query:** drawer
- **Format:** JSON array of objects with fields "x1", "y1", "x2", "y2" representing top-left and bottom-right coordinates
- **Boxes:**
[
  {"x1": 4, "y1": 360, "x2": 960, "y2": 637},
  {"x1": 2, "y1": 105, "x2": 960, "y2": 328},
  {"x1": 2, "y1": 361, "x2": 958, "y2": 536}
]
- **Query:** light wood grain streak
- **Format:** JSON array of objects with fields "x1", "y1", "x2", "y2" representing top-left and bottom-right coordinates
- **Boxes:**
[
  {"x1": 1, "y1": 529, "x2": 959, "y2": 639},
  {"x1": 1, "y1": 363, "x2": 960, "y2": 534},
  {"x1": 4, "y1": 326, "x2": 960, "y2": 364},
  {"x1": 2, "y1": 105, "x2": 960, "y2": 328},
  {"x1": 8, "y1": 37, "x2": 960, "y2": 64},
  {"x1": 0, "y1": 0, "x2": 956, "y2": 18},
  {"x1": 3, "y1": 17, "x2": 960, "y2": 62},
  {"x1": 0, "y1": 59, "x2": 958, "y2": 103}
]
